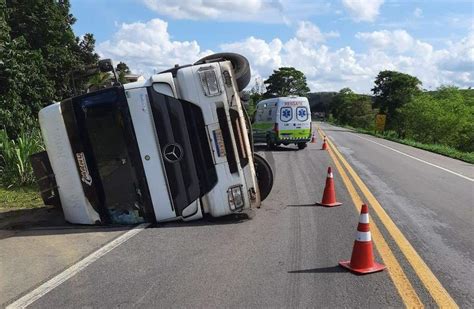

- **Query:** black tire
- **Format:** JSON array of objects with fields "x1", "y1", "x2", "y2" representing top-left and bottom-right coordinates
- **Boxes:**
[
  {"x1": 297, "y1": 143, "x2": 307, "y2": 150},
  {"x1": 253, "y1": 153, "x2": 273, "y2": 201},
  {"x1": 194, "y1": 52, "x2": 251, "y2": 91},
  {"x1": 266, "y1": 136, "x2": 275, "y2": 150}
]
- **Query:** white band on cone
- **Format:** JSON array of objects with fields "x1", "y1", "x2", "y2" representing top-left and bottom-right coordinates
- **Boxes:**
[
  {"x1": 359, "y1": 213, "x2": 369, "y2": 224},
  {"x1": 356, "y1": 231, "x2": 371, "y2": 242},
  {"x1": 328, "y1": 172, "x2": 333, "y2": 178}
]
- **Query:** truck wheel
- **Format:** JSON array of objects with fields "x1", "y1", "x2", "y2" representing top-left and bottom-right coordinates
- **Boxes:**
[
  {"x1": 297, "y1": 143, "x2": 307, "y2": 150},
  {"x1": 194, "y1": 53, "x2": 251, "y2": 91},
  {"x1": 253, "y1": 153, "x2": 273, "y2": 201}
]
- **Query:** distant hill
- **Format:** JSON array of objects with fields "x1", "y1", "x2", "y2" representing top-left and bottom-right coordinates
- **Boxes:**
[
  {"x1": 306, "y1": 88, "x2": 473, "y2": 113},
  {"x1": 307, "y1": 92, "x2": 337, "y2": 112}
]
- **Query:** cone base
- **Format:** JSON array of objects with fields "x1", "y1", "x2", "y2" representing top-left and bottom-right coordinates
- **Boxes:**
[
  {"x1": 315, "y1": 201, "x2": 342, "y2": 207},
  {"x1": 338, "y1": 260, "x2": 386, "y2": 275}
]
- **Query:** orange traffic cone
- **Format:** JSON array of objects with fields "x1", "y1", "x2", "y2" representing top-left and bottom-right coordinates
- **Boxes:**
[
  {"x1": 321, "y1": 136, "x2": 328, "y2": 150},
  {"x1": 311, "y1": 132, "x2": 316, "y2": 143},
  {"x1": 339, "y1": 204, "x2": 385, "y2": 274},
  {"x1": 316, "y1": 167, "x2": 342, "y2": 207}
]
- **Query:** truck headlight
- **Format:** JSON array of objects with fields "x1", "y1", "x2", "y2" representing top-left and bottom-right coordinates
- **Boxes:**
[
  {"x1": 228, "y1": 185, "x2": 244, "y2": 210},
  {"x1": 198, "y1": 67, "x2": 221, "y2": 96}
]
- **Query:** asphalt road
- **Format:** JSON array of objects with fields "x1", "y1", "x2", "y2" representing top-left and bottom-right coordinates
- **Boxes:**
[
  {"x1": 8, "y1": 122, "x2": 473, "y2": 308},
  {"x1": 318, "y1": 122, "x2": 474, "y2": 307}
]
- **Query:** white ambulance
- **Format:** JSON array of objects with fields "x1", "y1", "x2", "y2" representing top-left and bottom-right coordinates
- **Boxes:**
[{"x1": 252, "y1": 96, "x2": 312, "y2": 149}]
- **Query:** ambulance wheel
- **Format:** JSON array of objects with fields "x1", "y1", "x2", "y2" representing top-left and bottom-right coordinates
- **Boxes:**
[
  {"x1": 194, "y1": 53, "x2": 251, "y2": 91},
  {"x1": 297, "y1": 143, "x2": 307, "y2": 150},
  {"x1": 253, "y1": 153, "x2": 273, "y2": 201},
  {"x1": 266, "y1": 137, "x2": 275, "y2": 150}
]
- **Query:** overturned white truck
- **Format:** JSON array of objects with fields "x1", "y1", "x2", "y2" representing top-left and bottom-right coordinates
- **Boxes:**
[{"x1": 33, "y1": 53, "x2": 273, "y2": 225}]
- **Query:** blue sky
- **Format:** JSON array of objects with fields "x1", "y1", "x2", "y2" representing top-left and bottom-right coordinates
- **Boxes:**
[{"x1": 71, "y1": 0, "x2": 474, "y2": 93}]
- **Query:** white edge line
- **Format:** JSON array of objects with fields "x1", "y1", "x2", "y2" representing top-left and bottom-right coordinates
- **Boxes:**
[
  {"x1": 7, "y1": 223, "x2": 150, "y2": 309},
  {"x1": 351, "y1": 133, "x2": 473, "y2": 182}
]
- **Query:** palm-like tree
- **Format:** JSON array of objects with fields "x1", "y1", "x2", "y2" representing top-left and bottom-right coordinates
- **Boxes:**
[{"x1": 86, "y1": 72, "x2": 112, "y2": 92}]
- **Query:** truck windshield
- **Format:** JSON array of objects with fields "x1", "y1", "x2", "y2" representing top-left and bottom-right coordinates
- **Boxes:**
[{"x1": 68, "y1": 88, "x2": 149, "y2": 224}]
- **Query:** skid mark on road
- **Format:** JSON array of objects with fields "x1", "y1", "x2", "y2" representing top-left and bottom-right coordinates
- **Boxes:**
[
  {"x1": 352, "y1": 133, "x2": 473, "y2": 181},
  {"x1": 319, "y1": 127, "x2": 459, "y2": 308}
]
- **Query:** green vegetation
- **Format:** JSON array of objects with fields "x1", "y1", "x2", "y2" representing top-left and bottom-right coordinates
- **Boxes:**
[
  {"x1": 0, "y1": 0, "x2": 99, "y2": 138},
  {"x1": 328, "y1": 77, "x2": 474, "y2": 163},
  {"x1": 0, "y1": 186, "x2": 43, "y2": 209},
  {"x1": 263, "y1": 67, "x2": 310, "y2": 98},
  {"x1": 372, "y1": 70, "x2": 422, "y2": 135},
  {"x1": 401, "y1": 86, "x2": 473, "y2": 152},
  {"x1": 0, "y1": 1, "x2": 133, "y2": 203},
  {"x1": 337, "y1": 125, "x2": 474, "y2": 164},
  {"x1": 330, "y1": 88, "x2": 375, "y2": 129},
  {"x1": 0, "y1": 129, "x2": 44, "y2": 187}
]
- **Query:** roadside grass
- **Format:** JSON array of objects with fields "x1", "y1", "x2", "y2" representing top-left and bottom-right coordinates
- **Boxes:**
[
  {"x1": 0, "y1": 186, "x2": 43, "y2": 209},
  {"x1": 327, "y1": 122, "x2": 474, "y2": 164}
]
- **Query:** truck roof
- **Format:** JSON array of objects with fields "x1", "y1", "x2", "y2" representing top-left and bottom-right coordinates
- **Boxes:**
[{"x1": 256, "y1": 96, "x2": 309, "y2": 107}]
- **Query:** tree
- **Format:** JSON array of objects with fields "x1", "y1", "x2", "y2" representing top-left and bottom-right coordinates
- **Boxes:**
[
  {"x1": 86, "y1": 72, "x2": 112, "y2": 92},
  {"x1": 263, "y1": 67, "x2": 310, "y2": 98},
  {"x1": 401, "y1": 86, "x2": 474, "y2": 151},
  {"x1": 116, "y1": 62, "x2": 130, "y2": 74},
  {"x1": 116, "y1": 61, "x2": 131, "y2": 84},
  {"x1": 372, "y1": 70, "x2": 422, "y2": 134},
  {"x1": 330, "y1": 88, "x2": 374, "y2": 129},
  {"x1": 6, "y1": 0, "x2": 82, "y2": 99},
  {"x1": 1, "y1": 0, "x2": 99, "y2": 136},
  {"x1": 0, "y1": 1, "x2": 54, "y2": 136}
]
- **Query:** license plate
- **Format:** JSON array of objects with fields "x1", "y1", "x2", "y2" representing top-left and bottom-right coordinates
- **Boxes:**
[{"x1": 213, "y1": 129, "x2": 226, "y2": 157}]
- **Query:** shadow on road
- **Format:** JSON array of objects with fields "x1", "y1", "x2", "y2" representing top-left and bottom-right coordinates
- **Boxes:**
[
  {"x1": 286, "y1": 204, "x2": 317, "y2": 207},
  {"x1": 288, "y1": 265, "x2": 346, "y2": 274},
  {"x1": 254, "y1": 144, "x2": 299, "y2": 152},
  {"x1": 1, "y1": 202, "x2": 253, "y2": 238},
  {"x1": 155, "y1": 212, "x2": 252, "y2": 228},
  {"x1": 1, "y1": 210, "x2": 252, "y2": 238},
  {"x1": 0, "y1": 206, "x2": 130, "y2": 239}
]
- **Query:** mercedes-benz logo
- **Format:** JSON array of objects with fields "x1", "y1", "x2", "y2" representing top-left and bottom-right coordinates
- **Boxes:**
[{"x1": 163, "y1": 143, "x2": 183, "y2": 163}]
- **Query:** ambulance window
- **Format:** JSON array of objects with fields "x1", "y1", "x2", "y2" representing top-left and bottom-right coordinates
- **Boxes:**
[
  {"x1": 280, "y1": 107, "x2": 292, "y2": 122},
  {"x1": 296, "y1": 106, "x2": 308, "y2": 121}
]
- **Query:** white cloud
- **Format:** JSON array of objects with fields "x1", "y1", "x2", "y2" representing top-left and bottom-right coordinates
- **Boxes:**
[
  {"x1": 97, "y1": 19, "x2": 213, "y2": 75},
  {"x1": 220, "y1": 27, "x2": 473, "y2": 92},
  {"x1": 356, "y1": 29, "x2": 414, "y2": 53},
  {"x1": 413, "y1": 7, "x2": 423, "y2": 18},
  {"x1": 342, "y1": 0, "x2": 384, "y2": 22},
  {"x1": 97, "y1": 17, "x2": 473, "y2": 93},
  {"x1": 142, "y1": 0, "x2": 286, "y2": 23},
  {"x1": 296, "y1": 21, "x2": 340, "y2": 45}
]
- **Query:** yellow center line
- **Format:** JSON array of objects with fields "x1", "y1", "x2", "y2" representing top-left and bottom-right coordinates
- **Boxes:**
[
  {"x1": 316, "y1": 128, "x2": 423, "y2": 308},
  {"x1": 318, "y1": 126, "x2": 458, "y2": 309}
]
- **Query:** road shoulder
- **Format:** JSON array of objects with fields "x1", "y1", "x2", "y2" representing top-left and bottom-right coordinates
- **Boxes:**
[{"x1": 1, "y1": 220, "x2": 131, "y2": 306}]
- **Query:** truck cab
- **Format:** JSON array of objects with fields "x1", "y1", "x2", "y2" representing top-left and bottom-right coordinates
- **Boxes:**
[{"x1": 36, "y1": 53, "x2": 273, "y2": 225}]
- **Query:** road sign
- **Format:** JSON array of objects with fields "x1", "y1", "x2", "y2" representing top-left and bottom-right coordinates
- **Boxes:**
[{"x1": 375, "y1": 114, "x2": 386, "y2": 132}]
